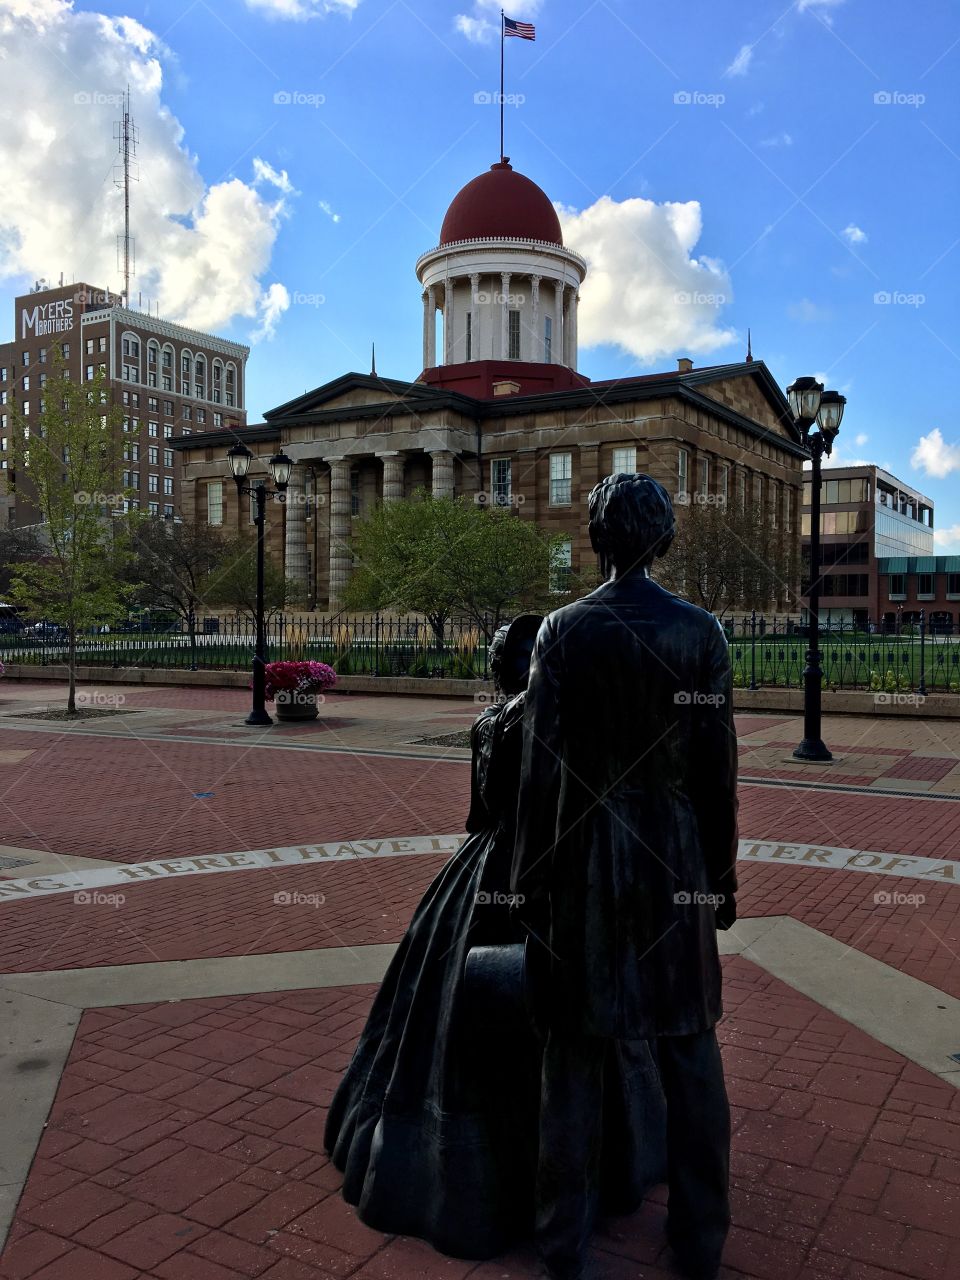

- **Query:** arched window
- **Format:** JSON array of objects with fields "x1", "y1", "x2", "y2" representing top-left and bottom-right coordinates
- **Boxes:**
[
  {"x1": 194, "y1": 356, "x2": 206, "y2": 400},
  {"x1": 225, "y1": 362, "x2": 236, "y2": 408},
  {"x1": 120, "y1": 332, "x2": 141, "y2": 383},
  {"x1": 180, "y1": 350, "x2": 192, "y2": 396},
  {"x1": 212, "y1": 359, "x2": 224, "y2": 404}
]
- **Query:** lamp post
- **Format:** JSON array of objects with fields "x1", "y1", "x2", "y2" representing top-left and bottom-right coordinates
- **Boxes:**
[
  {"x1": 789, "y1": 378, "x2": 846, "y2": 762},
  {"x1": 227, "y1": 441, "x2": 294, "y2": 726}
]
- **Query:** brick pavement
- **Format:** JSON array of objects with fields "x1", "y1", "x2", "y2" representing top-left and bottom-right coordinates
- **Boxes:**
[
  {"x1": 1, "y1": 686, "x2": 958, "y2": 1279},
  {"x1": 2, "y1": 959, "x2": 959, "y2": 1280}
]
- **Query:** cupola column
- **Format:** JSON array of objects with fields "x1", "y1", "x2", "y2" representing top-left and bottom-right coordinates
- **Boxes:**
[
  {"x1": 531, "y1": 275, "x2": 541, "y2": 361},
  {"x1": 553, "y1": 280, "x2": 565, "y2": 367},
  {"x1": 566, "y1": 290, "x2": 579, "y2": 368},
  {"x1": 443, "y1": 279, "x2": 454, "y2": 364},
  {"x1": 423, "y1": 287, "x2": 436, "y2": 368},
  {"x1": 500, "y1": 273, "x2": 512, "y2": 359}
]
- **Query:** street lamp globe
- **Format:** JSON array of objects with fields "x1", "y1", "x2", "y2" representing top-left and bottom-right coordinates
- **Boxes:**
[
  {"x1": 268, "y1": 450, "x2": 294, "y2": 491},
  {"x1": 817, "y1": 390, "x2": 846, "y2": 454},
  {"x1": 227, "y1": 441, "x2": 253, "y2": 484},
  {"x1": 786, "y1": 377, "x2": 824, "y2": 427}
]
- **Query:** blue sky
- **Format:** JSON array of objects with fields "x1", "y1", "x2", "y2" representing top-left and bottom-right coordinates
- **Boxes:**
[{"x1": 1, "y1": 0, "x2": 959, "y2": 541}]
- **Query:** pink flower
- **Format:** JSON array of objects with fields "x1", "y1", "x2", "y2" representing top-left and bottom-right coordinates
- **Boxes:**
[{"x1": 263, "y1": 660, "x2": 338, "y2": 702}]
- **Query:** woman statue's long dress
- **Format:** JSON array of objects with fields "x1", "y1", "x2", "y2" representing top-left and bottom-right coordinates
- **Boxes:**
[{"x1": 324, "y1": 616, "x2": 666, "y2": 1260}]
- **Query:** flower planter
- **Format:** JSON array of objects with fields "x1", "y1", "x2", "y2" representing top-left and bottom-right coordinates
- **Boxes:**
[{"x1": 274, "y1": 690, "x2": 320, "y2": 721}]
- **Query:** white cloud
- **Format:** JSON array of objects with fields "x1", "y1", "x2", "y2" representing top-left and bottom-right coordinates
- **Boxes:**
[
  {"x1": 797, "y1": 0, "x2": 845, "y2": 10},
  {"x1": 318, "y1": 200, "x2": 341, "y2": 223},
  {"x1": 725, "y1": 44, "x2": 754, "y2": 77},
  {"x1": 854, "y1": 432, "x2": 869, "y2": 446},
  {"x1": 759, "y1": 131, "x2": 793, "y2": 148},
  {"x1": 911, "y1": 428, "x2": 960, "y2": 478},
  {"x1": 455, "y1": 0, "x2": 542, "y2": 43},
  {"x1": 788, "y1": 298, "x2": 830, "y2": 323},
  {"x1": 934, "y1": 524, "x2": 960, "y2": 552},
  {"x1": 244, "y1": 0, "x2": 360, "y2": 19},
  {"x1": 250, "y1": 282, "x2": 290, "y2": 343},
  {"x1": 842, "y1": 223, "x2": 868, "y2": 244},
  {"x1": 557, "y1": 195, "x2": 736, "y2": 364},
  {"x1": 0, "y1": 0, "x2": 292, "y2": 340}
]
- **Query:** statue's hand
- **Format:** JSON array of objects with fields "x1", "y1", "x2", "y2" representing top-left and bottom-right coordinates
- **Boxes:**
[{"x1": 715, "y1": 894, "x2": 737, "y2": 931}]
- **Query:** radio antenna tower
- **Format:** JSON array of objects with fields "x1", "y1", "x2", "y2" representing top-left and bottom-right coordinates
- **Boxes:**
[{"x1": 113, "y1": 86, "x2": 139, "y2": 307}]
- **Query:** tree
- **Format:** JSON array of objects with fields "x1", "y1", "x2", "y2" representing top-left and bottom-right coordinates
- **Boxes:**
[
  {"x1": 655, "y1": 496, "x2": 797, "y2": 617},
  {"x1": 0, "y1": 526, "x2": 46, "y2": 596},
  {"x1": 204, "y1": 535, "x2": 299, "y2": 625},
  {"x1": 128, "y1": 518, "x2": 227, "y2": 663},
  {"x1": 345, "y1": 491, "x2": 563, "y2": 640},
  {"x1": 7, "y1": 353, "x2": 136, "y2": 712}
]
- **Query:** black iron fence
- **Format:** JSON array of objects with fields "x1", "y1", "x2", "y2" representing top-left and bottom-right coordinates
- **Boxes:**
[
  {"x1": 0, "y1": 614, "x2": 491, "y2": 681},
  {"x1": 2, "y1": 611, "x2": 959, "y2": 695},
  {"x1": 723, "y1": 613, "x2": 960, "y2": 695}
]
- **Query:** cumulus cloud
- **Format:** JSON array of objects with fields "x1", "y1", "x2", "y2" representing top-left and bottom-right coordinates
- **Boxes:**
[
  {"x1": 934, "y1": 524, "x2": 960, "y2": 552},
  {"x1": 842, "y1": 223, "x2": 868, "y2": 244},
  {"x1": 725, "y1": 44, "x2": 754, "y2": 77},
  {"x1": 911, "y1": 428, "x2": 960, "y2": 478},
  {"x1": 250, "y1": 283, "x2": 290, "y2": 343},
  {"x1": 854, "y1": 432, "x2": 869, "y2": 446},
  {"x1": 0, "y1": 0, "x2": 292, "y2": 340},
  {"x1": 244, "y1": 0, "x2": 360, "y2": 19},
  {"x1": 557, "y1": 196, "x2": 736, "y2": 364}
]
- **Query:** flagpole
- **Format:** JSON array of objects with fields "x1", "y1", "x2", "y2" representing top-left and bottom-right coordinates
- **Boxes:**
[{"x1": 499, "y1": 9, "x2": 505, "y2": 161}]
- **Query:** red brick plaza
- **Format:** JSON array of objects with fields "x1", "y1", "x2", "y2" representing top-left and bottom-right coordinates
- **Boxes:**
[{"x1": 1, "y1": 681, "x2": 958, "y2": 1280}]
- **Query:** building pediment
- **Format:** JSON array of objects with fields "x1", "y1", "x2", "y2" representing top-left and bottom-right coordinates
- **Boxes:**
[
  {"x1": 264, "y1": 372, "x2": 450, "y2": 423},
  {"x1": 684, "y1": 363, "x2": 799, "y2": 443}
]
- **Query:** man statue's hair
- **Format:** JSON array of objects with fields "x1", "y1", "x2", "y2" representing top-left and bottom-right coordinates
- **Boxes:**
[{"x1": 588, "y1": 473, "x2": 676, "y2": 574}]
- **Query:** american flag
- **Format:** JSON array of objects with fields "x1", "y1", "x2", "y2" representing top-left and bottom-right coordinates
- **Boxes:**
[{"x1": 504, "y1": 16, "x2": 536, "y2": 40}]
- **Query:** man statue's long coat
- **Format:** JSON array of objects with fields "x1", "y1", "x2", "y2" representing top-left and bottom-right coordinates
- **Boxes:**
[{"x1": 511, "y1": 574, "x2": 739, "y2": 1039}]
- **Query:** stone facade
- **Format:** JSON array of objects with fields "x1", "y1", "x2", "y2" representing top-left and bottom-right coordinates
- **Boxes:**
[{"x1": 173, "y1": 359, "x2": 807, "y2": 611}]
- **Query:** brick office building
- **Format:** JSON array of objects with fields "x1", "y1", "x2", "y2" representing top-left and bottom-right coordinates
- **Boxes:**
[
  {"x1": 800, "y1": 464, "x2": 940, "y2": 628},
  {"x1": 0, "y1": 282, "x2": 248, "y2": 526},
  {"x1": 173, "y1": 160, "x2": 808, "y2": 609}
]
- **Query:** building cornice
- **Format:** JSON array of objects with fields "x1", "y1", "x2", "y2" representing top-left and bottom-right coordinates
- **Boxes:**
[{"x1": 90, "y1": 307, "x2": 249, "y2": 359}]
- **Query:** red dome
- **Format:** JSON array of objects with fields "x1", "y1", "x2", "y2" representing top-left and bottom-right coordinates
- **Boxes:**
[{"x1": 439, "y1": 161, "x2": 563, "y2": 247}]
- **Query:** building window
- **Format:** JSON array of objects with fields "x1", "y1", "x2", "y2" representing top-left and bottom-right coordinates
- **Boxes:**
[
  {"x1": 85, "y1": 339, "x2": 94, "y2": 356},
  {"x1": 162, "y1": 348, "x2": 172, "y2": 369},
  {"x1": 889, "y1": 574, "x2": 906, "y2": 599},
  {"x1": 196, "y1": 409, "x2": 206, "y2": 425},
  {"x1": 22, "y1": 401, "x2": 29, "y2": 416},
  {"x1": 737, "y1": 470, "x2": 747, "y2": 509},
  {"x1": 550, "y1": 538, "x2": 573, "y2": 592},
  {"x1": 163, "y1": 477, "x2": 173, "y2": 495},
  {"x1": 148, "y1": 501, "x2": 159, "y2": 516},
  {"x1": 62, "y1": 343, "x2": 70, "y2": 358},
  {"x1": 163, "y1": 503, "x2": 174, "y2": 517},
  {"x1": 123, "y1": 337, "x2": 140, "y2": 358},
  {"x1": 917, "y1": 573, "x2": 934, "y2": 598},
  {"x1": 213, "y1": 413, "x2": 222, "y2": 428},
  {"x1": 754, "y1": 474, "x2": 764, "y2": 510},
  {"x1": 21, "y1": 351, "x2": 29, "y2": 366},
  {"x1": 350, "y1": 469, "x2": 361, "y2": 517},
  {"x1": 22, "y1": 375, "x2": 29, "y2": 391},
  {"x1": 147, "y1": 397, "x2": 158, "y2": 412},
  {"x1": 123, "y1": 364, "x2": 137, "y2": 381},
  {"x1": 163, "y1": 400, "x2": 173, "y2": 416},
  {"x1": 148, "y1": 446, "x2": 159, "y2": 464},
  {"x1": 465, "y1": 312, "x2": 472, "y2": 362},
  {"x1": 490, "y1": 457, "x2": 512, "y2": 506},
  {"x1": 549, "y1": 452, "x2": 572, "y2": 506},
  {"x1": 508, "y1": 310, "x2": 521, "y2": 360},
  {"x1": 677, "y1": 448, "x2": 688, "y2": 499},
  {"x1": 612, "y1": 446, "x2": 637, "y2": 474},
  {"x1": 38, "y1": 348, "x2": 46, "y2": 364},
  {"x1": 0, "y1": 368, "x2": 7, "y2": 382},
  {"x1": 85, "y1": 366, "x2": 94, "y2": 381},
  {"x1": 544, "y1": 315, "x2": 552, "y2": 362},
  {"x1": 946, "y1": 573, "x2": 960, "y2": 597},
  {"x1": 182, "y1": 405, "x2": 192, "y2": 422},
  {"x1": 148, "y1": 421, "x2": 158, "y2": 437},
  {"x1": 770, "y1": 480, "x2": 779, "y2": 529},
  {"x1": 206, "y1": 481, "x2": 223, "y2": 525},
  {"x1": 697, "y1": 457, "x2": 709, "y2": 498},
  {"x1": 783, "y1": 486, "x2": 792, "y2": 532},
  {"x1": 717, "y1": 462, "x2": 729, "y2": 506},
  {"x1": 163, "y1": 424, "x2": 173, "y2": 438},
  {"x1": 97, "y1": 337, "x2": 106, "y2": 353}
]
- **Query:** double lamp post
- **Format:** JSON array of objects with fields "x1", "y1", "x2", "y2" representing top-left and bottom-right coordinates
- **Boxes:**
[
  {"x1": 785, "y1": 377, "x2": 846, "y2": 762},
  {"x1": 226, "y1": 440, "x2": 294, "y2": 727}
]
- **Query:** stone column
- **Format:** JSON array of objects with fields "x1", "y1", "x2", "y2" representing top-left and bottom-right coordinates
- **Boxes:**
[
  {"x1": 328, "y1": 459, "x2": 353, "y2": 607},
  {"x1": 423, "y1": 287, "x2": 436, "y2": 368},
  {"x1": 531, "y1": 275, "x2": 541, "y2": 361},
  {"x1": 378, "y1": 451, "x2": 404, "y2": 503},
  {"x1": 567, "y1": 291, "x2": 579, "y2": 368},
  {"x1": 284, "y1": 465, "x2": 309, "y2": 598},
  {"x1": 501, "y1": 272, "x2": 512, "y2": 358},
  {"x1": 430, "y1": 450, "x2": 455, "y2": 499},
  {"x1": 554, "y1": 280, "x2": 565, "y2": 366},
  {"x1": 469, "y1": 274, "x2": 481, "y2": 361},
  {"x1": 443, "y1": 279, "x2": 454, "y2": 364}
]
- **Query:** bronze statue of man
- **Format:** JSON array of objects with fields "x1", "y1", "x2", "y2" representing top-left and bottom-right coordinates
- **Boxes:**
[{"x1": 511, "y1": 472, "x2": 739, "y2": 1280}]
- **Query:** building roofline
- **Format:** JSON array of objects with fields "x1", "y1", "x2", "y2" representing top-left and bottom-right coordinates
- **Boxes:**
[{"x1": 91, "y1": 306, "x2": 250, "y2": 359}]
